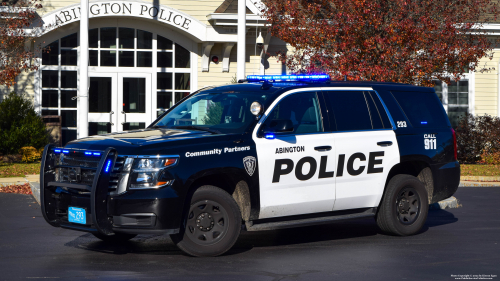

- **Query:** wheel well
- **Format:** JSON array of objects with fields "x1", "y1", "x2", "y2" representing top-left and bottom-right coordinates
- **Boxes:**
[
  {"x1": 385, "y1": 161, "x2": 434, "y2": 204},
  {"x1": 188, "y1": 174, "x2": 251, "y2": 221}
]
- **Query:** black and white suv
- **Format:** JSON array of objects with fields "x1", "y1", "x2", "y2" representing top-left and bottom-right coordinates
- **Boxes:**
[{"x1": 40, "y1": 75, "x2": 460, "y2": 257}]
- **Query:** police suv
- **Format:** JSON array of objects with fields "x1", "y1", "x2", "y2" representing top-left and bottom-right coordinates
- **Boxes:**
[{"x1": 40, "y1": 75, "x2": 460, "y2": 257}]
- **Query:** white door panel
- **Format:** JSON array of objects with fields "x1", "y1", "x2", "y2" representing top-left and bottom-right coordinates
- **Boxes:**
[
  {"x1": 252, "y1": 88, "x2": 336, "y2": 220},
  {"x1": 255, "y1": 134, "x2": 336, "y2": 219},
  {"x1": 332, "y1": 130, "x2": 400, "y2": 211}
]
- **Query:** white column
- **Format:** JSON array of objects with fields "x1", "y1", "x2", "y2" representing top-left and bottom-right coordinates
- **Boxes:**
[
  {"x1": 78, "y1": 0, "x2": 89, "y2": 138},
  {"x1": 237, "y1": 0, "x2": 246, "y2": 80},
  {"x1": 498, "y1": 62, "x2": 500, "y2": 117}
]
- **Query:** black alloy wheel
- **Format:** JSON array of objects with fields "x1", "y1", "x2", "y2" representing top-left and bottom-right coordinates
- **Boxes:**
[
  {"x1": 171, "y1": 185, "x2": 242, "y2": 257},
  {"x1": 185, "y1": 200, "x2": 229, "y2": 245},
  {"x1": 395, "y1": 186, "x2": 420, "y2": 225},
  {"x1": 376, "y1": 174, "x2": 429, "y2": 236}
]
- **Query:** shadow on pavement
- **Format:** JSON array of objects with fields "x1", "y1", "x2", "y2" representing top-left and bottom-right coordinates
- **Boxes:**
[
  {"x1": 64, "y1": 233, "x2": 184, "y2": 256},
  {"x1": 64, "y1": 209, "x2": 458, "y2": 257}
]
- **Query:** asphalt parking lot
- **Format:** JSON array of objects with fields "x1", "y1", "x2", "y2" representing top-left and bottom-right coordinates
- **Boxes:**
[{"x1": 1, "y1": 187, "x2": 499, "y2": 281}]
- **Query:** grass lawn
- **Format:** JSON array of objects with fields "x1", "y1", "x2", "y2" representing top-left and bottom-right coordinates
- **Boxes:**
[
  {"x1": 460, "y1": 164, "x2": 500, "y2": 177},
  {"x1": 0, "y1": 162, "x2": 41, "y2": 177}
]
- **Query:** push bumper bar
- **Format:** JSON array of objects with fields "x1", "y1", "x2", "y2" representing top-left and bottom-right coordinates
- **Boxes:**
[{"x1": 40, "y1": 144, "x2": 118, "y2": 236}]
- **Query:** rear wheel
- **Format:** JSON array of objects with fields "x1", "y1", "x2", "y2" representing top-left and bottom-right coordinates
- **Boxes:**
[
  {"x1": 171, "y1": 185, "x2": 242, "y2": 257},
  {"x1": 92, "y1": 232, "x2": 137, "y2": 242},
  {"x1": 376, "y1": 174, "x2": 429, "y2": 236}
]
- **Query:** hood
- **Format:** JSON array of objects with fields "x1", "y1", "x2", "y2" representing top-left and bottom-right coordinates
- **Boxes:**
[{"x1": 64, "y1": 128, "x2": 226, "y2": 153}]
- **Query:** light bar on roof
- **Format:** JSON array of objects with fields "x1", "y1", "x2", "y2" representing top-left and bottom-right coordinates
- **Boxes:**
[{"x1": 247, "y1": 74, "x2": 330, "y2": 82}]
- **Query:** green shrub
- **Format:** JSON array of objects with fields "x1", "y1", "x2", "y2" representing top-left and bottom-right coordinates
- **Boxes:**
[{"x1": 0, "y1": 92, "x2": 49, "y2": 155}]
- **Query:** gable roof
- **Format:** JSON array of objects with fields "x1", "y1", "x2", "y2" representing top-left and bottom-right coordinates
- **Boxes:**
[{"x1": 215, "y1": 0, "x2": 252, "y2": 14}]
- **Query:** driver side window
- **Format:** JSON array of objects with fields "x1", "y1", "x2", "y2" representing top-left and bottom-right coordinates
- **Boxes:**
[{"x1": 263, "y1": 91, "x2": 323, "y2": 134}]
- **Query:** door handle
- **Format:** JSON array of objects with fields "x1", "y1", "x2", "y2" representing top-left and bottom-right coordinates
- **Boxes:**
[
  {"x1": 121, "y1": 111, "x2": 126, "y2": 125},
  {"x1": 377, "y1": 141, "x2": 393, "y2": 147},
  {"x1": 314, "y1": 146, "x2": 332, "y2": 151},
  {"x1": 109, "y1": 111, "x2": 114, "y2": 126}
]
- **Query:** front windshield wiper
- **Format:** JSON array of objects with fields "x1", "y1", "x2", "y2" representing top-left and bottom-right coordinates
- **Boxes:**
[
  {"x1": 150, "y1": 125, "x2": 166, "y2": 129},
  {"x1": 171, "y1": 126, "x2": 221, "y2": 134}
]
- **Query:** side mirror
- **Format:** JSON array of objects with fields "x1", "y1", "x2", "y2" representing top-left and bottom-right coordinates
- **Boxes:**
[{"x1": 261, "y1": 119, "x2": 294, "y2": 137}]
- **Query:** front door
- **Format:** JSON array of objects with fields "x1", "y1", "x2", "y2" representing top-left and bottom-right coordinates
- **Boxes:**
[
  {"x1": 253, "y1": 90, "x2": 337, "y2": 219},
  {"x1": 88, "y1": 74, "x2": 118, "y2": 135},
  {"x1": 88, "y1": 73, "x2": 152, "y2": 135},
  {"x1": 118, "y1": 73, "x2": 152, "y2": 131}
]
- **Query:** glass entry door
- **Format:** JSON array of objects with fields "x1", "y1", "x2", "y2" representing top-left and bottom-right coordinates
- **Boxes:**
[
  {"x1": 88, "y1": 73, "x2": 118, "y2": 135},
  {"x1": 118, "y1": 73, "x2": 152, "y2": 131}
]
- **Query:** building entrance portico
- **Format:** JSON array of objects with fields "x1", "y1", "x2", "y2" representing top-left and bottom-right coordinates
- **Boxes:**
[{"x1": 38, "y1": 21, "x2": 195, "y2": 143}]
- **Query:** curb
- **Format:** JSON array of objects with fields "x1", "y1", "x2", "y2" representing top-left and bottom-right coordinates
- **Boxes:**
[
  {"x1": 29, "y1": 182, "x2": 40, "y2": 204},
  {"x1": 0, "y1": 178, "x2": 28, "y2": 187},
  {"x1": 461, "y1": 176, "x2": 500, "y2": 182},
  {"x1": 0, "y1": 182, "x2": 26, "y2": 187},
  {"x1": 459, "y1": 181, "x2": 500, "y2": 187},
  {"x1": 429, "y1": 196, "x2": 461, "y2": 210}
]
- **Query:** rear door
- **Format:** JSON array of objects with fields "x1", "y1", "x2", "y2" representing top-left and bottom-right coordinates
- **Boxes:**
[
  {"x1": 253, "y1": 89, "x2": 337, "y2": 219},
  {"x1": 321, "y1": 89, "x2": 400, "y2": 211}
]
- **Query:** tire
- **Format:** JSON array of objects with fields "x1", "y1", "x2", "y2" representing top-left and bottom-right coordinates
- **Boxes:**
[
  {"x1": 92, "y1": 232, "x2": 137, "y2": 242},
  {"x1": 376, "y1": 174, "x2": 429, "y2": 236},
  {"x1": 170, "y1": 185, "x2": 242, "y2": 257}
]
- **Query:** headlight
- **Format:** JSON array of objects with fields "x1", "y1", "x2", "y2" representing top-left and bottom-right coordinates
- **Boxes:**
[{"x1": 128, "y1": 157, "x2": 177, "y2": 190}]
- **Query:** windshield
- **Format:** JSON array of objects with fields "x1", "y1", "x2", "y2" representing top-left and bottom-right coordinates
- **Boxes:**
[{"x1": 153, "y1": 91, "x2": 271, "y2": 134}]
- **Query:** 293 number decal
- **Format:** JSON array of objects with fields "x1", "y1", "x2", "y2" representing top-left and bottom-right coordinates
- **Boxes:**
[{"x1": 397, "y1": 121, "x2": 407, "y2": 128}]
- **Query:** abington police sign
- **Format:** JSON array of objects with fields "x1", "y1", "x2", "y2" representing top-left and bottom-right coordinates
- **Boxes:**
[{"x1": 42, "y1": 0, "x2": 207, "y2": 40}]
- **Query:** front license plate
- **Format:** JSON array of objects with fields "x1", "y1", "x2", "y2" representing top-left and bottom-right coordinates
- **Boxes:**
[{"x1": 68, "y1": 207, "x2": 86, "y2": 224}]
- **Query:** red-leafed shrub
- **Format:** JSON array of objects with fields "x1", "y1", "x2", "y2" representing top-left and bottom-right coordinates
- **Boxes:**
[
  {"x1": 455, "y1": 113, "x2": 500, "y2": 164},
  {"x1": 479, "y1": 152, "x2": 500, "y2": 165}
]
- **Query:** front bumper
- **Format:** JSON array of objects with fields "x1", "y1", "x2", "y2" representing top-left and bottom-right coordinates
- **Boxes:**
[{"x1": 40, "y1": 145, "x2": 181, "y2": 236}]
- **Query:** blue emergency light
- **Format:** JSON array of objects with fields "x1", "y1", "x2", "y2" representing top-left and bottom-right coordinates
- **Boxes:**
[
  {"x1": 104, "y1": 159, "x2": 112, "y2": 173},
  {"x1": 265, "y1": 133, "x2": 276, "y2": 139},
  {"x1": 84, "y1": 152, "x2": 92, "y2": 155},
  {"x1": 62, "y1": 150, "x2": 69, "y2": 154},
  {"x1": 421, "y1": 121, "x2": 428, "y2": 125},
  {"x1": 54, "y1": 149, "x2": 61, "y2": 153},
  {"x1": 247, "y1": 74, "x2": 330, "y2": 83}
]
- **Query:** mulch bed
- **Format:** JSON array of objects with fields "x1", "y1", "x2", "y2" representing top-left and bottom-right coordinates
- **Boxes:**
[{"x1": 0, "y1": 183, "x2": 32, "y2": 195}]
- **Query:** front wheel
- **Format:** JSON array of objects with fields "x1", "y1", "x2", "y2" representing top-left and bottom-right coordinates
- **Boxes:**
[
  {"x1": 376, "y1": 174, "x2": 429, "y2": 236},
  {"x1": 171, "y1": 185, "x2": 242, "y2": 257}
]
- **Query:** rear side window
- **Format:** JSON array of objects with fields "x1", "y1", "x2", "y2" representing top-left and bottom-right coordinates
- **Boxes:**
[
  {"x1": 323, "y1": 91, "x2": 372, "y2": 131},
  {"x1": 365, "y1": 91, "x2": 384, "y2": 129},
  {"x1": 368, "y1": 92, "x2": 392, "y2": 129},
  {"x1": 391, "y1": 91, "x2": 449, "y2": 128}
]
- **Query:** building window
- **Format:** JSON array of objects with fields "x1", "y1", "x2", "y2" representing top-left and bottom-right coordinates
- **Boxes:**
[
  {"x1": 156, "y1": 35, "x2": 191, "y2": 117},
  {"x1": 40, "y1": 28, "x2": 192, "y2": 141},
  {"x1": 41, "y1": 33, "x2": 78, "y2": 145},
  {"x1": 433, "y1": 80, "x2": 469, "y2": 128}
]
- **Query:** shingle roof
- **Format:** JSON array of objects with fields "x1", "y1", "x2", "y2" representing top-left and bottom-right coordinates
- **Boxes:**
[{"x1": 215, "y1": 0, "x2": 252, "y2": 14}]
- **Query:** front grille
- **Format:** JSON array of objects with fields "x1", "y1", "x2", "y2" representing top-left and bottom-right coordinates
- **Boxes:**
[
  {"x1": 109, "y1": 156, "x2": 127, "y2": 194},
  {"x1": 53, "y1": 151, "x2": 127, "y2": 195},
  {"x1": 59, "y1": 154, "x2": 100, "y2": 168}
]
